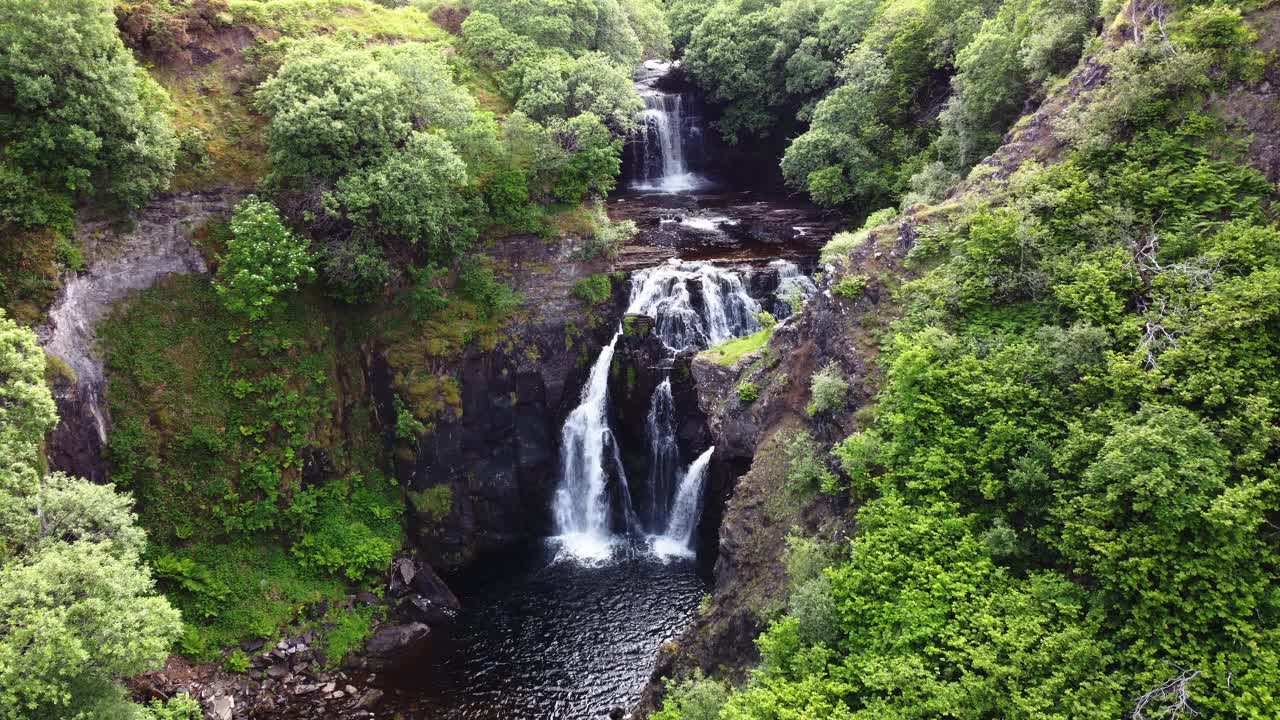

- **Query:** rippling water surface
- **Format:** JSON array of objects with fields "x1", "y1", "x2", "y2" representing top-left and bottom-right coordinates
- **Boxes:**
[{"x1": 398, "y1": 541, "x2": 710, "y2": 719}]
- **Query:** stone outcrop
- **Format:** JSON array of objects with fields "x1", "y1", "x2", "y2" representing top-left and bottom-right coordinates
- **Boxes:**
[
  {"x1": 40, "y1": 191, "x2": 242, "y2": 482},
  {"x1": 382, "y1": 233, "x2": 628, "y2": 571}
]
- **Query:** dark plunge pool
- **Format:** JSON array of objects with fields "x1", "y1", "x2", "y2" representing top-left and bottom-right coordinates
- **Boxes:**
[{"x1": 383, "y1": 541, "x2": 710, "y2": 719}]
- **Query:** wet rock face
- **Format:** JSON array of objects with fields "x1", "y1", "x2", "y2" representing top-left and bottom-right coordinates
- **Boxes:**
[
  {"x1": 383, "y1": 234, "x2": 627, "y2": 572},
  {"x1": 40, "y1": 191, "x2": 242, "y2": 482},
  {"x1": 608, "y1": 191, "x2": 841, "y2": 265},
  {"x1": 607, "y1": 320, "x2": 711, "y2": 525}
]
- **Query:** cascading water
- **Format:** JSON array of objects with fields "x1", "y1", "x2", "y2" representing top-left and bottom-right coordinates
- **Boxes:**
[
  {"x1": 552, "y1": 333, "x2": 626, "y2": 562},
  {"x1": 552, "y1": 261, "x2": 759, "y2": 562},
  {"x1": 628, "y1": 61, "x2": 708, "y2": 192},
  {"x1": 628, "y1": 261, "x2": 761, "y2": 352},
  {"x1": 642, "y1": 378, "x2": 680, "y2": 533},
  {"x1": 652, "y1": 447, "x2": 716, "y2": 560}
]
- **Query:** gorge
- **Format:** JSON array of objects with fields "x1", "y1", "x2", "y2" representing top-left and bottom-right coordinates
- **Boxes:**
[
  {"x1": 6, "y1": 1, "x2": 1280, "y2": 719},
  {"x1": 394, "y1": 60, "x2": 828, "y2": 718}
]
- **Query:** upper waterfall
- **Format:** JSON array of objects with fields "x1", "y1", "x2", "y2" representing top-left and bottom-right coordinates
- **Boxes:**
[{"x1": 627, "y1": 60, "x2": 709, "y2": 193}]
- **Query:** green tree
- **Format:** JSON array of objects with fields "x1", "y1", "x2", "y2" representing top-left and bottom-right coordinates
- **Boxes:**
[
  {"x1": 213, "y1": 196, "x2": 314, "y2": 322},
  {"x1": 0, "y1": 311, "x2": 181, "y2": 720},
  {"x1": 514, "y1": 52, "x2": 642, "y2": 133},
  {"x1": 0, "y1": 0, "x2": 177, "y2": 226},
  {"x1": 254, "y1": 39, "x2": 411, "y2": 183},
  {"x1": 470, "y1": 0, "x2": 655, "y2": 66},
  {"x1": 334, "y1": 131, "x2": 481, "y2": 261}
]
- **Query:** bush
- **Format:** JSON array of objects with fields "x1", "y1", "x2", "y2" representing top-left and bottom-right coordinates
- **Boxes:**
[
  {"x1": 552, "y1": 115, "x2": 624, "y2": 203},
  {"x1": 831, "y1": 429, "x2": 881, "y2": 496},
  {"x1": 832, "y1": 274, "x2": 867, "y2": 300},
  {"x1": 141, "y1": 695, "x2": 203, "y2": 720},
  {"x1": 806, "y1": 362, "x2": 848, "y2": 416},
  {"x1": 0, "y1": 0, "x2": 178, "y2": 225},
  {"x1": 213, "y1": 196, "x2": 314, "y2": 323},
  {"x1": 783, "y1": 431, "x2": 835, "y2": 497},
  {"x1": 578, "y1": 204, "x2": 636, "y2": 259},
  {"x1": 651, "y1": 671, "x2": 729, "y2": 720},
  {"x1": 573, "y1": 274, "x2": 613, "y2": 305},
  {"x1": 223, "y1": 649, "x2": 250, "y2": 673},
  {"x1": 788, "y1": 574, "x2": 840, "y2": 646},
  {"x1": 736, "y1": 382, "x2": 759, "y2": 403}
]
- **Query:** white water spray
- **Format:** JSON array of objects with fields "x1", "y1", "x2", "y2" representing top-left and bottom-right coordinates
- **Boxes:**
[
  {"x1": 551, "y1": 333, "x2": 623, "y2": 562},
  {"x1": 652, "y1": 446, "x2": 716, "y2": 560}
]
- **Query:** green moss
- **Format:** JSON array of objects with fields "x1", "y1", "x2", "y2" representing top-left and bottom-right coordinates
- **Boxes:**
[
  {"x1": 410, "y1": 484, "x2": 454, "y2": 524},
  {"x1": 319, "y1": 604, "x2": 382, "y2": 668},
  {"x1": 702, "y1": 326, "x2": 774, "y2": 367},
  {"x1": 572, "y1": 273, "x2": 613, "y2": 305},
  {"x1": 736, "y1": 381, "x2": 759, "y2": 403},
  {"x1": 42, "y1": 352, "x2": 77, "y2": 386}
]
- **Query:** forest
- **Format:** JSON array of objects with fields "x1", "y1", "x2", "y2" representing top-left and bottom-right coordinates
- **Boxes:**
[{"x1": 0, "y1": 0, "x2": 1277, "y2": 717}]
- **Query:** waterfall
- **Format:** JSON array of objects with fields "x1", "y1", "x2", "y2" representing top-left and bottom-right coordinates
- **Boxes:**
[
  {"x1": 628, "y1": 61, "x2": 708, "y2": 192},
  {"x1": 642, "y1": 378, "x2": 680, "y2": 533},
  {"x1": 552, "y1": 262, "x2": 761, "y2": 563},
  {"x1": 552, "y1": 333, "x2": 624, "y2": 562},
  {"x1": 652, "y1": 447, "x2": 716, "y2": 559},
  {"x1": 628, "y1": 261, "x2": 761, "y2": 352}
]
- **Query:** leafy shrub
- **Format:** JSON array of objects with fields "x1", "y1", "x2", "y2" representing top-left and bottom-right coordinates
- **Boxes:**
[
  {"x1": 321, "y1": 605, "x2": 380, "y2": 667},
  {"x1": 394, "y1": 395, "x2": 426, "y2": 441},
  {"x1": 788, "y1": 575, "x2": 840, "y2": 646},
  {"x1": 214, "y1": 196, "x2": 314, "y2": 323},
  {"x1": 223, "y1": 649, "x2": 250, "y2": 673},
  {"x1": 783, "y1": 431, "x2": 835, "y2": 497},
  {"x1": 831, "y1": 429, "x2": 881, "y2": 496},
  {"x1": 573, "y1": 274, "x2": 613, "y2": 305},
  {"x1": 735, "y1": 382, "x2": 759, "y2": 403},
  {"x1": 651, "y1": 671, "x2": 729, "y2": 720},
  {"x1": 806, "y1": 362, "x2": 848, "y2": 416},
  {"x1": 552, "y1": 115, "x2": 624, "y2": 203},
  {"x1": 756, "y1": 311, "x2": 777, "y2": 330},
  {"x1": 783, "y1": 532, "x2": 831, "y2": 589},
  {"x1": 832, "y1": 274, "x2": 867, "y2": 300},
  {"x1": 578, "y1": 204, "x2": 636, "y2": 259},
  {"x1": 141, "y1": 694, "x2": 203, "y2": 720}
]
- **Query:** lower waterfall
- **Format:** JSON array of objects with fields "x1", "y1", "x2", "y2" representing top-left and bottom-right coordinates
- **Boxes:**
[
  {"x1": 550, "y1": 261, "x2": 760, "y2": 563},
  {"x1": 652, "y1": 447, "x2": 716, "y2": 559},
  {"x1": 551, "y1": 333, "x2": 626, "y2": 561}
]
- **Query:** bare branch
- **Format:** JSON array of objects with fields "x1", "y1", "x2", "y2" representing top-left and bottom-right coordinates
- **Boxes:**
[{"x1": 1132, "y1": 665, "x2": 1200, "y2": 720}]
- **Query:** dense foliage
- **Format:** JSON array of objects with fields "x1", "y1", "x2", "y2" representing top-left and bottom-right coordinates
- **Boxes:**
[
  {"x1": 0, "y1": 312, "x2": 192, "y2": 720},
  {"x1": 0, "y1": 0, "x2": 177, "y2": 230},
  {"x1": 676, "y1": 0, "x2": 1101, "y2": 211},
  {"x1": 658, "y1": 5, "x2": 1280, "y2": 718}
]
